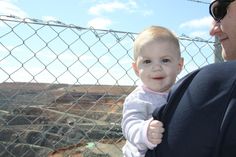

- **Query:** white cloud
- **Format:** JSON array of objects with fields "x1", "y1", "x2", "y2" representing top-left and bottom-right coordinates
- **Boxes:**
[
  {"x1": 128, "y1": 0, "x2": 138, "y2": 7},
  {"x1": 87, "y1": 17, "x2": 111, "y2": 29},
  {"x1": 180, "y1": 16, "x2": 212, "y2": 29},
  {"x1": 0, "y1": 0, "x2": 27, "y2": 18},
  {"x1": 88, "y1": 0, "x2": 139, "y2": 16},
  {"x1": 189, "y1": 30, "x2": 209, "y2": 38},
  {"x1": 88, "y1": 1, "x2": 128, "y2": 15}
]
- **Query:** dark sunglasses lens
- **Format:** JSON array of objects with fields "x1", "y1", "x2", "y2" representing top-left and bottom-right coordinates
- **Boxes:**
[{"x1": 210, "y1": 1, "x2": 229, "y2": 21}]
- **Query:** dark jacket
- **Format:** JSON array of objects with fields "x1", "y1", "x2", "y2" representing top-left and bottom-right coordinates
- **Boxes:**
[{"x1": 145, "y1": 61, "x2": 236, "y2": 157}]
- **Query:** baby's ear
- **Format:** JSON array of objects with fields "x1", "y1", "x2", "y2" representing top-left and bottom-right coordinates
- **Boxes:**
[
  {"x1": 132, "y1": 62, "x2": 139, "y2": 76},
  {"x1": 178, "y1": 57, "x2": 184, "y2": 74}
]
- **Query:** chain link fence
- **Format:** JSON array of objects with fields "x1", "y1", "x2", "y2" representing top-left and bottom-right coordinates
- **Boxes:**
[{"x1": 0, "y1": 15, "x2": 220, "y2": 157}]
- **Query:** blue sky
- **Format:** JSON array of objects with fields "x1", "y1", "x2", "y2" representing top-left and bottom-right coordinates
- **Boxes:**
[{"x1": 0, "y1": 0, "x2": 212, "y2": 38}]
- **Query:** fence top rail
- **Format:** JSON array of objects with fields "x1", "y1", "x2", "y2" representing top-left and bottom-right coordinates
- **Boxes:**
[
  {"x1": 0, "y1": 14, "x2": 216, "y2": 44},
  {"x1": 0, "y1": 14, "x2": 139, "y2": 35}
]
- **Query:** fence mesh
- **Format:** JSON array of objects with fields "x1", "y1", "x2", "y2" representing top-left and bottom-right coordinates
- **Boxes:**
[{"x1": 0, "y1": 15, "x2": 219, "y2": 157}]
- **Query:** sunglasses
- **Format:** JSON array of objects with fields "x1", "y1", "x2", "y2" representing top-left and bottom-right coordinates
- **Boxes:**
[{"x1": 209, "y1": 0, "x2": 235, "y2": 21}]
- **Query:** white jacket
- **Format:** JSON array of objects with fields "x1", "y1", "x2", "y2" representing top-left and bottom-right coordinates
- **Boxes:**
[{"x1": 121, "y1": 85, "x2": 167, "y2": 157}]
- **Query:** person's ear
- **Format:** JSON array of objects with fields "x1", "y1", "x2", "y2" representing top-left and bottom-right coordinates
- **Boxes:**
[
  {"x1": 132, "y1": 62, "x2": 139, "y2": 76},
  {"x1": 177, "y1": 57, "x2": 184, "y2": 74}
]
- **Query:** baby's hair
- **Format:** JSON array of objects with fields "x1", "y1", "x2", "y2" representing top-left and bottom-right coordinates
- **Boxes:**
[{"x1": 133, "y1": 26, "x2": 180, "y2": 61}]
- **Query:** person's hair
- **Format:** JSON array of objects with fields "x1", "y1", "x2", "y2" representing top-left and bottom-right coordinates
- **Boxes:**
[{"x1": 133, "y1": 25, "x2": 180, "y2": 61}]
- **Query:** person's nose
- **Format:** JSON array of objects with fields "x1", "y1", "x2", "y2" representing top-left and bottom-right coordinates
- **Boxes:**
[
  {"x1": 152, "y1": 63, "x2": 162, "y2": 71},
  {"x1": 209, "y1": 20, "x2": 221, "y2": 36}
]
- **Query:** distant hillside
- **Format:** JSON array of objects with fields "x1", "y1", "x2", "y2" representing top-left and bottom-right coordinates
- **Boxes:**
[{"x1": 0, "y1": 82, "x2": 135, "y2": 156}]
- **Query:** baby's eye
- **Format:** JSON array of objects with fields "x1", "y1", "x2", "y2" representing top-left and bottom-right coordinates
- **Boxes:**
[
  {"x1": 143, "y1": 59, "x2": 151, "y2": 64},
  {"x1": 161, "y1": 58, "x2": 171, "y2": 63}
]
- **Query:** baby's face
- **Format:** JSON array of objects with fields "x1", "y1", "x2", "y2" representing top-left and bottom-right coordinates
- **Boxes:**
[{"x1": 133, "y1": 41, "x2": 183, "y2": 92}]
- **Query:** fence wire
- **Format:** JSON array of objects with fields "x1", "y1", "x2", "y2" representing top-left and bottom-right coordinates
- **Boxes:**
[{"x1": 0, "y1": 15, "x2": 219, "y2": 157}]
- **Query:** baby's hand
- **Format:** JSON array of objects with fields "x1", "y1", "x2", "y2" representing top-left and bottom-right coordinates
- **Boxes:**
[{"x1": 147, "y1": 120, "x2": 164, "y2": 145}]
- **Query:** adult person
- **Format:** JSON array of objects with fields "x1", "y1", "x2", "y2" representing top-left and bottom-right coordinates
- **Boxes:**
[
  {"x1": 145, "y1": 0, "x2": 236, "y2": 157},
  {"x1": 210, "y1": 0, "x2": 236, "y2": 60}
]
